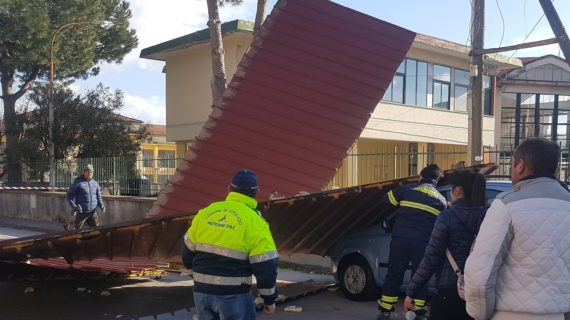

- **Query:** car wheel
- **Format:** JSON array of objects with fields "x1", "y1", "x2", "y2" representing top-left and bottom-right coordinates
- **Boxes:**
[{"x1": 339, "y1": 255, "x2": 377, "y2": 301}]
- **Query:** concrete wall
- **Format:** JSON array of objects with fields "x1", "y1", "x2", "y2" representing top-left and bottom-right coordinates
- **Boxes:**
[{"x1": 0, "y1": 191, "x2": 155, "y2": 226}]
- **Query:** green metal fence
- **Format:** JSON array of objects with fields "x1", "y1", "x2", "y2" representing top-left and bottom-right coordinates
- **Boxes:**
[
  {"x1": 7, "y1": 148, "x2": 567, "y2": 196},
  {"x1": 6, "y1": 156, "x2": 184, "y2": 196},
  {"x1": 483, "y1": 147, "x2": 570, "y2": 182}
]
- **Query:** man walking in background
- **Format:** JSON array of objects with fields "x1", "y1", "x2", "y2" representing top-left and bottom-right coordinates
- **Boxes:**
[
  {"x1": 465, "y1": 138, "x2": 570, "y2": 320},
  {"x1": 67, "y1": 164, "x2": 105, "y2": 229}
]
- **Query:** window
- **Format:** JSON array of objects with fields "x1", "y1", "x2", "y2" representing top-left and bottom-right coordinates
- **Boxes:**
[
  {"x1": 408, "y1": 143, "x2": 418, "y2": 176},
  {"x1": 405, "y1": 60, "x2": 428, "y2": 106},
  {"x1": 158, "y1": 150, "x2": 176, "y2": 168},
  {"x1": 454, "y1": 69, "x2": 470, "y2": 112},
  {"x1": 483, "y1": 75, "x2": 494, "y2": 115},
  {"x1": 142, "y1": 150, "x2": 153, "y2": 168},
  {"x1": 383, "y1": 59, "x2": 427, "y2": 106},
  {"x1": 500, "y1": 93, "x2": 570, "y2": 149},
  {"x1": 433, "y1": 65, "x2": 451, "y2": 110},
  {"x1": 383, "y1": 62, "x2": 405, "y2": 103}
]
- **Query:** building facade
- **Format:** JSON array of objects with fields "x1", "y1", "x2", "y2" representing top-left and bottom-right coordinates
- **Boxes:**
[
  {"x1": 139, "y1": 124, "x2": 178, "y2": 187},
  {"x1": 141, "y1": 20, "x2": 521, "y2": 188},
  {"x1": 491, "y1": 55, "x2": 570, "y2": 179}
]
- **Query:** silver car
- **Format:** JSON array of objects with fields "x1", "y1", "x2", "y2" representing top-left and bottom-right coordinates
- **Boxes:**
[{"x1": 330, "y1": 181, "x2": 512, "y2": 301}]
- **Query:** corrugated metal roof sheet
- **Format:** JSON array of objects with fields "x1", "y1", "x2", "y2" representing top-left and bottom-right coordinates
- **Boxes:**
[
  {"x1": 0, "y1": 164, "x2": 496, "y2": 264},
  {"x1": 0, "y1": 214, "x2": 192, "y2": 263},
  {"x1": 147, "y1": 0, "x2": 415, "y2": 217},
  {"x1": 262, "y1": 164, "x2": 497, "y2": 256}
]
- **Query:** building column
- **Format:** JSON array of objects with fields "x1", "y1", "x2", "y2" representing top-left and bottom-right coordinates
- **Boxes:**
[{"x1": 176, "y1": 141, "x2": 192, "y2": 159}]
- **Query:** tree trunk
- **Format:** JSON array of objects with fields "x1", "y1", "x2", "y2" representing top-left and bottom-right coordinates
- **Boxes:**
[
  {"x1": 206, "y1": 0, "x2": 228, "y2": 105},
  {"x1": 0, "y1": 72, "x2": 22, "y2": 186},
  {"x1": 254, "y1": 0, "x2": 268, "y2": 34}
]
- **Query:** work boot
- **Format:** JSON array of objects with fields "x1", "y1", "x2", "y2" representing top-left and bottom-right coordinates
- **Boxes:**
[
  {"x1": 376, "y1": 311, "x2": 391, "y2": 320},
  {"x1": 413, "y1": 309, "x2": 429, "y2": 320}
]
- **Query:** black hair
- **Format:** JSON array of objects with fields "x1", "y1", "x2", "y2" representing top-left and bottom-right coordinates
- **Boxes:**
[
  {"x1": 514, "y1": 138, "x2": 560, "y2": 177},
  {"x1": 230, "y1": 185, "x2": 257, "y2": 198},
  {"x1": 420, "y1": 164, "x2": 442, "y2": 181},
  {"x1": 447, "y1": 169, "x2": 486, "y2": 207}
]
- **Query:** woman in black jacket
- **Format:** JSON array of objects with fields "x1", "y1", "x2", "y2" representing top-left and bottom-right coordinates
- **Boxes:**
[{"x1": 404, "y1": 170, "x2": 488, "y2": 320}]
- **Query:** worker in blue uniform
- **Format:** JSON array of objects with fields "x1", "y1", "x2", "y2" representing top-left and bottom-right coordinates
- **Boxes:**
[
  {"x1": 182, "y1": 169, "x2": 278, "y2": 320},
  {"x1": 377, "y1": 164, "x2": 447, "y2": 320}
]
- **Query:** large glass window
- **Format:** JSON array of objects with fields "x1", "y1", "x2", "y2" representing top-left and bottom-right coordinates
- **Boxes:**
[
  {"x1": 558, "y1": 96, "x2": 570, "y2": 149},
  {"x1": 483, "y1": 75, "x2": 494, "y2": 115},
  {"x1": 500, "y1": 93, "x2": 517, "y2": 148},
  {"x1": 158, "y1": 150, "x2": 176, "y2": 168},
  {"x1": 433, "y1": 65, "x2": 451, "y2": 110},
  {"x1": 538, "y1": 95, "x2": 555, "y2": 140},
  {"x1": 454, "y1": 69, "x2": 470, "y2": 112},
  {"x1": 142, "y1": 150, "x2": 153, "y2": 168},
  {"x1": 383, "y1": 62, "x2": 405, "y2": 103},
  {"x1": 405, "y1": 60, "x2": 428, "y2": 106},
  {"x1": 383, "y1": 59, "x2": 427, "y2": 106},
  {"x1": 500, "y1": 93, "x2": 570, "y2": 149},
  {"x1": 520, "y1": 94, "x2": 536, "y2": 142}
]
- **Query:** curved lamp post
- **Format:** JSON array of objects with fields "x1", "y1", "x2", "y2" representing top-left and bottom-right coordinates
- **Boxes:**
[{"x1": 48, "y1": 20, "x2": 112, "y2": 188}]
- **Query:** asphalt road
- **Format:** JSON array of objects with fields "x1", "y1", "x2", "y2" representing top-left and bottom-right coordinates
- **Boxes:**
[
  {"x1": 0, "y1": 276, "x2": 412, "y2": 320},
  {"x1": 0, "y1": 225, "x2": 411, "y2": 320}
]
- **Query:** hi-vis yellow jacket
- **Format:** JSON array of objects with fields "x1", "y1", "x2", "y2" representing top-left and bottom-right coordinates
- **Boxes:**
[{"x1": 182, "y1": 192, "x2": 279, "y2": 304}]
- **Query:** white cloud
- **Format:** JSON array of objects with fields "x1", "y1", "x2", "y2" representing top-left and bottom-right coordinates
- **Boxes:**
[
  {"x1": 100, "y1": 0, "x2": 259, "y2": 72},
  {"x1": 505, "y1": 27, "x2": 564, "y2": 58},
  {"x1": 122, "y1": 94, "x2": 166, "y2": 125},
  {"x1": 67, "y1": 83, "x2": 80, "y2": 93}
]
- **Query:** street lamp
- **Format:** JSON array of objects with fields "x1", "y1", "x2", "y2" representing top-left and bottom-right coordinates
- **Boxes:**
[{"x1": 48, "y1": 20, "x2": 112, "y2": 188}]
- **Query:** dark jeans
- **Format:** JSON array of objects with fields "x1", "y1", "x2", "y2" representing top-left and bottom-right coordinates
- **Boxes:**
[
  {"x1": 382, "y1": 237, "x2": 428, "y2": 299},
  {"x1": 193, "y1": 291, "x2": 256, "y2": 320},
  {"x1": 75, "y1": 211, "x2": 99, "y2": 229},
  {"x1": 430, "y1": 288, "x2": 473, "y2": 320}
]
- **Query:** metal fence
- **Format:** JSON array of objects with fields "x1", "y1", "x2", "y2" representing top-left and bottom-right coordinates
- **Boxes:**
[
  {"x1": 326, "y1": 150, "x2": 468, "y2": 189},
  {"x1": 5, "y1": 147, "x2": 568, "y2": 195},
  {"x1": 2, "y1": 156, "x2": 184, "y2": 196},
  {"x1": 483, "y1": 147, "x2": 570, "y2": 182}
]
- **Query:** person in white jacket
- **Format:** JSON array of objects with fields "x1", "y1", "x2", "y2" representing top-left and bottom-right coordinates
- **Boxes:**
[{"x1": 464, "y1": 138, "x2": 570, "y2": 320}]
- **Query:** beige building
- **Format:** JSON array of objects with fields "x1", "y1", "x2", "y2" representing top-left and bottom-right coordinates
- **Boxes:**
[{"x1": 141, "y1": 19, "x2": 521, "y2": 188}]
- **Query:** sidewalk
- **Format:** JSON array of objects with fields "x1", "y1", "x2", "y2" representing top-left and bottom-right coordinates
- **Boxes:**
[{"x1": 0, "y1": 216, "x2": 65, "y2": 233}]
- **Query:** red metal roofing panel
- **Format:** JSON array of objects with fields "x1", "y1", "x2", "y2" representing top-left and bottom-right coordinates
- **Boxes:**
[
  {"x1": 148, "y1": 0, "x2": 415, "y2": 216},
  {"x1": 0, "y1": 165, "x2": 497, "y2": 263}
]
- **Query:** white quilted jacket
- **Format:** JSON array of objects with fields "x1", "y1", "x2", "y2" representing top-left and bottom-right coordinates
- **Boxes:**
[{"x1": 464, "y1": 177, "x2": 570, "y2": 320}]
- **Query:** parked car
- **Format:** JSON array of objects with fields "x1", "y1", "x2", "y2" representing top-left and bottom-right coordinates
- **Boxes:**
[{"x1": 330, "y1": 181, "x2": 512, "y2": 301}]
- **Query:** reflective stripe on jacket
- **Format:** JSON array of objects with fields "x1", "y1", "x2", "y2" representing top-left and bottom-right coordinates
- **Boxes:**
[
  {"x1": 182, "y1": 192, "x2": 279, "y2": 304},
  {"x1": 383, "y1": 179, "x2": 447, "y2": 242}
]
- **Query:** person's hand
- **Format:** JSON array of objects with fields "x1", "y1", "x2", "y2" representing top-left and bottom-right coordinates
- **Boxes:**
[
  {"x1": 99, "y1": 206, "x2": 106, "y2": 214},
  {"x1": 404, "y1": 296, "x2": 415, "y2": 311},
  {"x1": 263, "y1": 303, "x2": 276, "y2": 315},
  {"x1": 76, "y1": 205, "x2": 83, "y2": 214}
]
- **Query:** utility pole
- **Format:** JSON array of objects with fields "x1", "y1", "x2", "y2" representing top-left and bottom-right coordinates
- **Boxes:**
[
  {"x1": 539, "y1": 0, "x2": 570, "y2": 68},
  {"x1": 469, "y1": 0, "x2": 484, "y2": 165}
]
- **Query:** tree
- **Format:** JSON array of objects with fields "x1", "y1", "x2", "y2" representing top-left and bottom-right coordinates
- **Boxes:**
[
  {"x1": 206, "y1": 0, "x2": 268, "y2": 104},
  {"x1": 20, "y1": 84, "x2": 149, "y2": 166},
  {"x1": 0, "y1": 0, "x2": 138, "y2": 185},
  {"x1": 254, "y1": 0, "x2": 268, "y2": 34}
]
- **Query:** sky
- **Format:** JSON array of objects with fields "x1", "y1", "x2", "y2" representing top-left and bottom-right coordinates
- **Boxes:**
[{"x1": 75, "y1": 0, "x2": 570, "y2": 125}]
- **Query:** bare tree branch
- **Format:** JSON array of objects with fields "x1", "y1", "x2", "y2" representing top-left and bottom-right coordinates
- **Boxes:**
[{"x1": 13, "y1": 67, "x2": 40, "y2": 100}]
